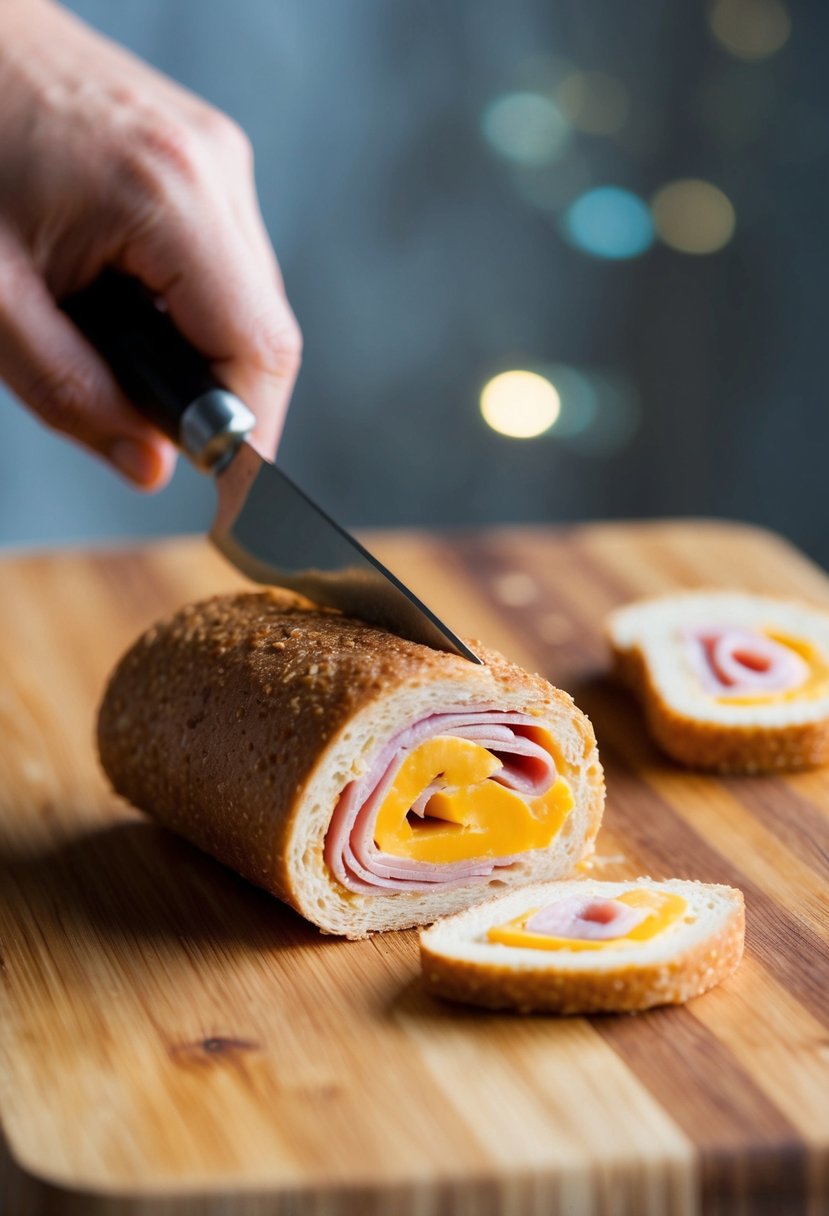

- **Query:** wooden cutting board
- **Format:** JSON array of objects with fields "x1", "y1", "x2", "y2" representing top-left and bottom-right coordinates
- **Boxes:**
[{"x1": 2, "y1": 520, "x2": 828, "y2": 1216}]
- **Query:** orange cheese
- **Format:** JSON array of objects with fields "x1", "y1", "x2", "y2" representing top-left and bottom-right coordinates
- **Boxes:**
[
  {"x1": 716, "y1": 631, "x2": 829, "y2": 706},
  {"x1": 373, "y1": 734, "x2": 573, "y2": 864},
  {"x1": 486, "y1": 888, "x2": 688, "y2": 952}
]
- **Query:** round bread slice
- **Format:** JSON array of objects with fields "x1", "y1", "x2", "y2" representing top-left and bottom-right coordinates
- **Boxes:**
[
  {"x1": 420, "y1": 878, "x2": 744, "y2": 1014},
  {"x1": 607, "y1": 592, "x2": 829, "y2": 772},
  {"x1": 97, "y1": 591, "x2": 604, "y2": 938}
]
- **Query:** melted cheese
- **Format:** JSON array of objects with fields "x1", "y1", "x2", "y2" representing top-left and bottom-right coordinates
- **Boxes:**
[
  {"x1": 486, "y1": 888, "x2": 688, "y2": 952},
  {"x1": 373, "y1": 734, "x2": 573, "y2": 864},
  {"x1": 716, "y1": 631, "x2": 829, "y2": 706}
]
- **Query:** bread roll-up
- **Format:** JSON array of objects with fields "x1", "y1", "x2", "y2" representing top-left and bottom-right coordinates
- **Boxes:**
[
  {"x1": 420, "y1": 879, "x2": 745, "y2": 1013},
  {"x1": 607, "y1": 591, "x2": 829, "y2": 772},
  {"x1": 98, "y1": 591, "x2": 604, "y2": 937}
]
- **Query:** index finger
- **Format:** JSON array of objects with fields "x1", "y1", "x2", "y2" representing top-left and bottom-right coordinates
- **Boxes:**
[{"x1": 118, "y1": 194, "x2": 301, "y2": 460}]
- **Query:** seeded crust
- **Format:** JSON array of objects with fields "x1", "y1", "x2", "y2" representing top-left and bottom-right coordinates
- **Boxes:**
[
  {"x1": 420, "y1": 880, "x2": 745, "y2": 1014},
  {"x1": 607, "y1": 593, "x2": 829, "y2": 774},
  {"x1": 97, "y1": 591, "x2": 605, "y2": 937}
]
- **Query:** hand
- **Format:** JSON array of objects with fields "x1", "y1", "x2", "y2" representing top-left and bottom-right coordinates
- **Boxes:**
[{"x1": 0, "y1": 0, "x2": 301, "y2": 488}]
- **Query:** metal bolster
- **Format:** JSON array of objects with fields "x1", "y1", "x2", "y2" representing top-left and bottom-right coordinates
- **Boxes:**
[{"x1": 180, "y1": 390, "x2": 256, "y2": 471}]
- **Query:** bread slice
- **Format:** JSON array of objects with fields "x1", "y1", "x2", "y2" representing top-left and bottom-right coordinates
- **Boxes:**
[
  {"x1": 420, "y1": 878, "x2": 744, "y2": 1014},
  {"x1": 97, "y1": 591, "x2": 604, "y2": 938},
  {"x1": 607, "y1": 592, "x2": 829, "y2": 772}
]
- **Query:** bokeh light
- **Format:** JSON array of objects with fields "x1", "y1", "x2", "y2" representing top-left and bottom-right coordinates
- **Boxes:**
[
  {"x1": 540, "y1": 364, "x2": 598, "y2": 438},
  {"x1": 538, "y1": 612, "x2": 575, "y2": 645},
  {"x1": 556, "y1": 71, "x2": 629, "y2": 136},
  {"x1": 479, "y1": 363, "x2": 641, "y2": 458},
  {"x1": 708, "y1": 0, "x2": 791, "y2": 61},
  {"x1": 480, "y1": 371, "x2": 561, "y2": 438},
  {"x1": 568, "y1": 371, "x2": 641, "y2": 457},
  {"x1": 651, "y1": 179, "x2": 736, "y2": 254},
  {"x1": 481, "y1": 92, "x2": 571, "y2": 166},
  {"x1": 562, "y1": 187, "x2": 654, "y2": 260},
  {"x1": 536, "y1": 364, "x2": 641, "y2": 457},
  {"x1": 492, "y1": 571, "x2": 539, "y2": 607}
]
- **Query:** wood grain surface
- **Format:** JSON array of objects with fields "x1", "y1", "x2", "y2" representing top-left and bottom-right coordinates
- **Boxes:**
[{"x1": 1, "y1": 520, "x2": 828, "y2": 1216}]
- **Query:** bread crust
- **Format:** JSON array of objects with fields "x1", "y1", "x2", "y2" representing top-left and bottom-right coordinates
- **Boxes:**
[
  {"x1": 98, "y1": 591, "x2": 604, "y2": 936},
  {"x1": 420, "y1": 882, "x2": 745, "y2": 1014}
]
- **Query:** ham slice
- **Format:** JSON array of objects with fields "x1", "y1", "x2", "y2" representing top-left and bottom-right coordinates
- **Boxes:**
[
  {"x1": 324, "y1": 709, "x2": 558, "y2": 893},
  {"x1": 686, "y1": 627, "x2": 808, "y2": 696},
  {"x1": 524, "y1": 894, "x2": 648, "y2": 940}
]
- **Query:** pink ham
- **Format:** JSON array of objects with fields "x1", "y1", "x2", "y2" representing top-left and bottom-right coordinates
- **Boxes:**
[
  {"x1": 525, "y1": 894, "x2": 648, "y2": 940},
  {"x1": 324, "y1": 709, "x2": 559, "y2": 893},
  {"x1": 686, "y1": 627, "x2": 808, "y2": 696}
]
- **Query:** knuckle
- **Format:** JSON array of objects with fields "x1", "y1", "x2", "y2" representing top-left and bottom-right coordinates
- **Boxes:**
[
  {"x1": 107, "y1": 82, "x2": 148, "y2": 114},
  {"x1": 197, "y1": 107, "x2": 253, "y2": 163},
  {"x1": 27, "y1": 364, "x2": 99, "y2": 435},
  {"x1": 255, "y1": 312, "x2": 303, "y2": 376},
  {"x1": 123, "y1": 116, "x2": 205, "y2": 197}
]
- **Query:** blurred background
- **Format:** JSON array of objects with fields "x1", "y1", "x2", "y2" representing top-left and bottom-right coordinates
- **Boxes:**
[{"x1": 2, "y1": 0, "x2": 827, "y2": 562}]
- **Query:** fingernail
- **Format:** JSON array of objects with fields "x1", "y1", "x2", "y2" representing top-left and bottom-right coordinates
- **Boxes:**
[{"x1": 110, "y1": 439, "x2": 159, "y2": 486}]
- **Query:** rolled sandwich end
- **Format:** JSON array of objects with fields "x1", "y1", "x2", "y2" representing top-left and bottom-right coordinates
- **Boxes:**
[
  {"x1": 282, "y1": 679, "x2": 604, "y2": 937},
  {"x1": 98, "y1": 592, "x2": 604, "y2": 937},
  {"x1": 607, "y1": 592, "x2": 829, "y2": 773},
  {"x1": 420, "y1": 879, "x2": 745, "y2": 1013}
]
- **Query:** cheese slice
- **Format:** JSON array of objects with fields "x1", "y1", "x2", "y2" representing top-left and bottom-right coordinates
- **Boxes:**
[
  {"x1": 486, "y1": 887, "x2": 689, "y2": 952},
  {"x1": 373, "y1": 735, "x2": 574, "y2": 864}
]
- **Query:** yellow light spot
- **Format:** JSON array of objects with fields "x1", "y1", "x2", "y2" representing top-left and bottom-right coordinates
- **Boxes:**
[
  {"x1": 651, "y1": 179, "x2": 736, "y2": 254},
  {"x1": 556, "y1": 71, "x2": 629, "y2": 136},
  {"x1": 480, "y1": 371, "x2": 561, "y2": 438},
  {"x1": 708, "y1": 0, "x2": 791, "y2": 61}
]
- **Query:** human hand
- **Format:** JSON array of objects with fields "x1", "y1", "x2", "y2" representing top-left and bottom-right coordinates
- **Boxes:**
[{"x1": 0, "y1": 0, "x2": 301, "y2": 489}]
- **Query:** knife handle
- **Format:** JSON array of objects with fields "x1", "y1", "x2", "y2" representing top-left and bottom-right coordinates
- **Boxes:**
[{"x1": 61, "y1": 270, "x2": 254, "y2": 470}]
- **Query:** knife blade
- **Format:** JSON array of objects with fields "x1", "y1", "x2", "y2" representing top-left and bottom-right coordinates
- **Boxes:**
[{"x1": 62, "y1": 271, "x2": 480, "y2": 663}]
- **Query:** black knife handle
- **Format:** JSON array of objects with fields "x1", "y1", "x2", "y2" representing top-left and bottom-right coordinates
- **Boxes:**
[{"x1": 61, "y1": 270, "x2": 254, "y2": 468}]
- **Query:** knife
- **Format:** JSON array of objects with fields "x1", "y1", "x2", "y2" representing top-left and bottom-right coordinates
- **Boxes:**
[{"x1": 62, "y1": 271, "x2": 480, "y2": 663}]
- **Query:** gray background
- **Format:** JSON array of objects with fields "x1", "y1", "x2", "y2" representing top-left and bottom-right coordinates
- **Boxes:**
[{"x1": 2, "y1": 1, "x2": 827, "y2": 564}]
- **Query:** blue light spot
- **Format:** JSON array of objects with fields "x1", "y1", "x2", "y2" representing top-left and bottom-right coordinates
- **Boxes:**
[{"x1": 562, "y1": 187, "x2": 654, "y2": 260}]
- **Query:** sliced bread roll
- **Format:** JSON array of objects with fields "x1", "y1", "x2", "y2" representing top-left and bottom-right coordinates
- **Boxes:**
[
  {"x1": 607, "y1": 592, "x2": 829, "y2": 772},
  {"x1": 98, "y1": 591, "x2": 604, "y2": 937},
  {"x1": 420, "y1": 878, "x2": 744, "y2": 1014}
]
